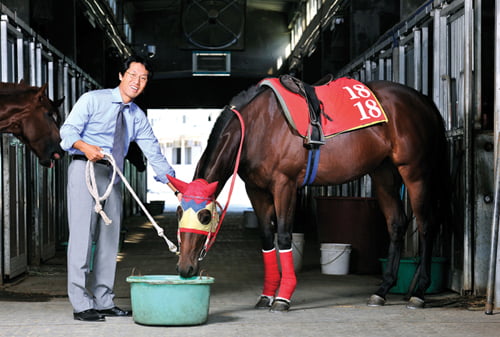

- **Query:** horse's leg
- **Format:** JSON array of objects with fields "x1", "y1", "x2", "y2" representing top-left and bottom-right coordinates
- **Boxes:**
[
  {"x1": 270, "y1": 181, "x2": 297, "y2": 312},
  {"x1": 367, "y1": 162, "x2": 408, "y2": 306},
  {"x1": 246, "y1": 187, "x2": 280, "y2": 309},
  {"x1": 401, "y1": 176, "x2": 437, "y2": 309}
]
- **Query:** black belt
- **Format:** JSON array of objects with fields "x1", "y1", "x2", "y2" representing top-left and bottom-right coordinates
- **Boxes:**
[{"x1": 72, "y1": 154, "x2": 111, "y2": 166}]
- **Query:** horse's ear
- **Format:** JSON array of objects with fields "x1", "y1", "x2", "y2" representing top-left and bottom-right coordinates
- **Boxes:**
[
  {"x1": 205, "y1": 181, "x2": 218, "y2": 197},
  {"x1": 19, "y1": 79, "x2": 25, "y2": 85},
  {"x1": 37, "y1": 83, "x2": 48, "y2": 98},
  {"x1": 167, "y1": 175, "x2": 188, "y2": 193},
  {"x1": 55, "y1": 97, "x2": 65, "y2": 108}
]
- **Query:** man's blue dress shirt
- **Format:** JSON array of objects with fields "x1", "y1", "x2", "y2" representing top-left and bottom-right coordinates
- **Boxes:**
[{"x1": 60, "y1": 87, "x2": 174, "y2": 183}]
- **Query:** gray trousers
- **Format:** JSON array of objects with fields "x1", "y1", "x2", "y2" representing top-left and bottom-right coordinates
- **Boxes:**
[{"x1": 66, "y1": 159, "x2": 122, "y2": 313}]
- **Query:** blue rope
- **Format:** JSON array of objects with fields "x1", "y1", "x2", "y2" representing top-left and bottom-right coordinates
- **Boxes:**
[
  {"x1": 302, "y1": 150, "x2": 313, "y2": 186},
  {"x1": 301, "y1": 149, "x2": 321, "y2": 186}
]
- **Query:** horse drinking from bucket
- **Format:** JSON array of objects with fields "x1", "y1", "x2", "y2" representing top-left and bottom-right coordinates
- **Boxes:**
[
  {"x1": 0, "y1": 81, "x2": 64, "y2": 167},
  {"x1": 170, "y1": 76, "x2": 449, "y2": 312}
]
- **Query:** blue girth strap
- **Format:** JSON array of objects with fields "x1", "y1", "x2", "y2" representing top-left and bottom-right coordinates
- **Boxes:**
[{"x1": 301, "y1": 148, "x2": 321, "y2": 186}]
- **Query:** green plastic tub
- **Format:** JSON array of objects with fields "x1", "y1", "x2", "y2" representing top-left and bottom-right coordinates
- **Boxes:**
[
  {"x1": 379, "y1": 257, "x2": 447, "y2": 294},
  {"x1": 126, "y1": 275, "x2": 215, "y2": 326}
]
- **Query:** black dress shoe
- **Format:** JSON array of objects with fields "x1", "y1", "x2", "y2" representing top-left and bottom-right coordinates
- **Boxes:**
[
  {"x1": 97, "y1": 306, "x2": 131, "y2": 317},
  {"x1": 73, "y1": 309, "x2": 105, "y2": 321}
]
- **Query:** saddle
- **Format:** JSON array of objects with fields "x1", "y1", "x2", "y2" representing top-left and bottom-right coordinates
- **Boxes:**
[
  {"x1": 279, "y1": 74, "x2": 333, "y2": 149},
  {"x1": 259, "y1": 75, "x2": 388, "y2": 186}
]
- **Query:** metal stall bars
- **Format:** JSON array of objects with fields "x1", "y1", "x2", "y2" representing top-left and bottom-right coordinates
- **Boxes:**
[
  {"x1": 487, "y1": 0, "x2": 500, "y2": 313},
  {"x1": 432, "y1": 1, "x2": 470, "y2": 295},
  {"x1": 495, "y1": 0, "x2": 500, "y2": 311},
  {"x1": 0, "y1": 14, "x2": 29, "y2": 280},
  {"x1": 333, "y1": 0, "x2": 485, "y2": 298},
  {"x1": 31, "y1": 41, "x2": 59, "y2": 262},
  {"x1": 486, "y1": 135, "x2": 500, "y2": 314},
  {"x1": 334, "y1": 2, "x2": 436, "y2": 259},
  {"x1": 427, "y1": 0, "x2": 485, "y2": 298},
  {"x1": 0, "y1": 6, "x2": 100, "y2": 283}
]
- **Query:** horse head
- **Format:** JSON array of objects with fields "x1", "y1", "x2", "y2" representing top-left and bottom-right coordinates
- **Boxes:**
[
  {"x1": 2, "y1": 82, "x2": 65, "y2": 167},
  {"x1": 168, "y1": 175, "x2": 219, "y2": 278}
]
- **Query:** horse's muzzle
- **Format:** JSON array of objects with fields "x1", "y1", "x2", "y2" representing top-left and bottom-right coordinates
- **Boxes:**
[
  {"x1": 177, "y1": 263, "x2": 199, "y2": 278},
  {"x1": 177, "y1": 253, "x2": 200, "y2": 278}
]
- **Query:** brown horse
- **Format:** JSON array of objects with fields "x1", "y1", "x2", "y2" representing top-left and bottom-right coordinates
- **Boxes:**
[
  {"x1": 0, "y1": 81, "x2": 64, "y2": 167},
  {"x1": 170, "y1": 79, "x2": 449, "y2": 312}
]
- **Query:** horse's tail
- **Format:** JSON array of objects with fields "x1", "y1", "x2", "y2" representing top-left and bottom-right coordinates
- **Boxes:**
[{"x1": 430, "y1": 100, "x2": 453, "y2": 255}]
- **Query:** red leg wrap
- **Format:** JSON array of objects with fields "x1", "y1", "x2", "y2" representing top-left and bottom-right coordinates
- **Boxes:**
[
  {"x1": 276, "y1": 250, "x2": 297, "y2": 301},
  {"x1": 262, "y1": 249, "x2": 281, "y2": 297}
]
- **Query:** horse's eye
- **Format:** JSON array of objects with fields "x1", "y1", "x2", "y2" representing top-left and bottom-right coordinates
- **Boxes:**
[
  {"x1": 47, "y1": 110, "x2": 60, "y2": 125},
  {"x1": 176, "y1": 205, "x2": 183, "y2": 221},
  {"x1": 198, "y1": 209, "x2": 212, "y2": 225}
]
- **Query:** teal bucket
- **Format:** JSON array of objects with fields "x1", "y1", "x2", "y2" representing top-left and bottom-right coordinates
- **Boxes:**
[
  {"x1": 126, "y1": 275, "x2": 215, "y2": 326},
  {"x1": 379, "y1": 257, "x2": 447, "y2": 294}
]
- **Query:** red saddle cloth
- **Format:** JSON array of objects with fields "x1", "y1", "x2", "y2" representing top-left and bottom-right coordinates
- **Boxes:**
[{"x1": 259, "y1": 77, "x2": 388, "y2": 138}]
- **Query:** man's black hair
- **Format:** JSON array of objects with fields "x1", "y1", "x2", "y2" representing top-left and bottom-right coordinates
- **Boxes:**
[{"x1": 121, "y1": 54, "x2": 153, "y2": 78}]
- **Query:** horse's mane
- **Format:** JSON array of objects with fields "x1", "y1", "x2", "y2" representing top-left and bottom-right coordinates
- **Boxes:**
[
  {"x1": 229, "y1": 84, "x2": 263, "y2": 110},
  {"x1": 196, "y1": 84, "x2": 264, "y2": 179},
  {"x1": 0, "y1": 82, "x2": 37, "y2": 95},
  {"x1": 207, "y1": 84, "x2": 263, "y2": 149}
]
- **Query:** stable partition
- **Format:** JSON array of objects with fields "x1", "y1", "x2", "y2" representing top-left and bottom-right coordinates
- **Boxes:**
[
  {"x1": 0, "y1": 5, "x2": 101, "y2": 282},
  {"x1": 320, "y1": 0, "x2": 483, "y2": 297}
]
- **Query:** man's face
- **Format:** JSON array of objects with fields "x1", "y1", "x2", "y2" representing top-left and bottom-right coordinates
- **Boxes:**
[{"x1": 118, "y1": 61, "x2": 149, "y2": 103}]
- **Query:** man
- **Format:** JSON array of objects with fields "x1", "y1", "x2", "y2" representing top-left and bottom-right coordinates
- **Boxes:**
[{"x1": 60, "y1": 55, "x2": 181, "y2": 321}]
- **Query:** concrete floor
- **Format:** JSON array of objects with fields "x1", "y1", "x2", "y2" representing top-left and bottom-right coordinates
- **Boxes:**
[{"x1": 0, "y1": 211, "x2": 499, "y2": 337}]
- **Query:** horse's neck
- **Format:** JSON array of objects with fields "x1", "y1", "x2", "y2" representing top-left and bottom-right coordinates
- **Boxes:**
[
  {"x1": 196, "y1": 156, "x2": 233, "y2": 196},
  {"x1": 196, "y1": 140, "x2": 240, "y2": 195},
  {"x1": 196, "y1": 110, "x2": 244, "y2": 190},
  {"x1": 0, "y1": 89, "x2": 29, "y2": 131}
]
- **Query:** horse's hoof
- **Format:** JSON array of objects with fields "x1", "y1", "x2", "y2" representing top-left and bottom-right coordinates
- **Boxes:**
[
  {"x1": 269, "y1": 299, "x2": 290, "y2": 312},
  {"x1": 407, "y1": 296, "x2": 425, "y2": 309},
  {"x1": 367, "y1": 294, "x2": 386, "y2": 307},
  {"x1": 255, "y1": 296, "x2": 273, "y2": 309}
]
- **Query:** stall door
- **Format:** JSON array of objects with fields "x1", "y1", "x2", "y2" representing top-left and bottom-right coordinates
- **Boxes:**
[{"x1": 2, "y1": 135, "x2": 27, "y2": 279}]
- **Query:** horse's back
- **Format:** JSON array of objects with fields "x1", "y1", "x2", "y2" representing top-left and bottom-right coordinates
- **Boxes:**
[
  {"x1": 239, "y1": 80, "x2": 446, "y2": 188},
  {"x1": 366, "y1": 80, "x2": 446, "y2": 164},
  {"x1": 367, "y1": 80, "x2": 443, "y2": 129}
]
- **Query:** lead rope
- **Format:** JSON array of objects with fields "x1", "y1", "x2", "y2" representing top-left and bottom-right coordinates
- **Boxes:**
[
  {"x1": 200, "y1": 107, "x2": 245, "y2": 256},
  {"x1": 85, "y1": 152, "x2": 178, "y2": 253}
]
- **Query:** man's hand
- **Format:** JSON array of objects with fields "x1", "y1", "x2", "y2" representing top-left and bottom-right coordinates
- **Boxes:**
[
  {"x1": 73, "y1": 140, "x2": 104, "y2": 161},
  {"x1": 167, "y1": 182, "x2": 183, "y2": 201}
]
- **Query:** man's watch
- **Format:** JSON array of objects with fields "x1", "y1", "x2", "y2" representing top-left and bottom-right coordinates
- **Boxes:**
[{"x1": 174, "y1": 190, "x2": 180, "y2": 196}]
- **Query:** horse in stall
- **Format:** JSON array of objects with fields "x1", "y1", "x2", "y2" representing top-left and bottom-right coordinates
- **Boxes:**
[
  {"x1": 168, "y1": 76, "x2": 450, "y2": 312},
  {"x1": 0, "y1": 81, "x2": 64, "y2": 167}
]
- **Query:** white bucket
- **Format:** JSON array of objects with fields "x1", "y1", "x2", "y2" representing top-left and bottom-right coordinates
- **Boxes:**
[
  {"x1": 274, "y1": 233, "x2": 305, "y2": 272},
  {"x1": 320, "y1": 243, "x2": 351, "y2": 275},
  {"x1": 291, "y1": 233, "x2": 305, "y2": 272},
  {"x1": 243, "y1": 210, "x2": 258, "y2": 229}
]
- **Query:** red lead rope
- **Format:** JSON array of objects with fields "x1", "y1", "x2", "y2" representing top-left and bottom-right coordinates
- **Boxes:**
[{"x1": 204, "y1": 107, "x2": 246, "y2": 252}]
